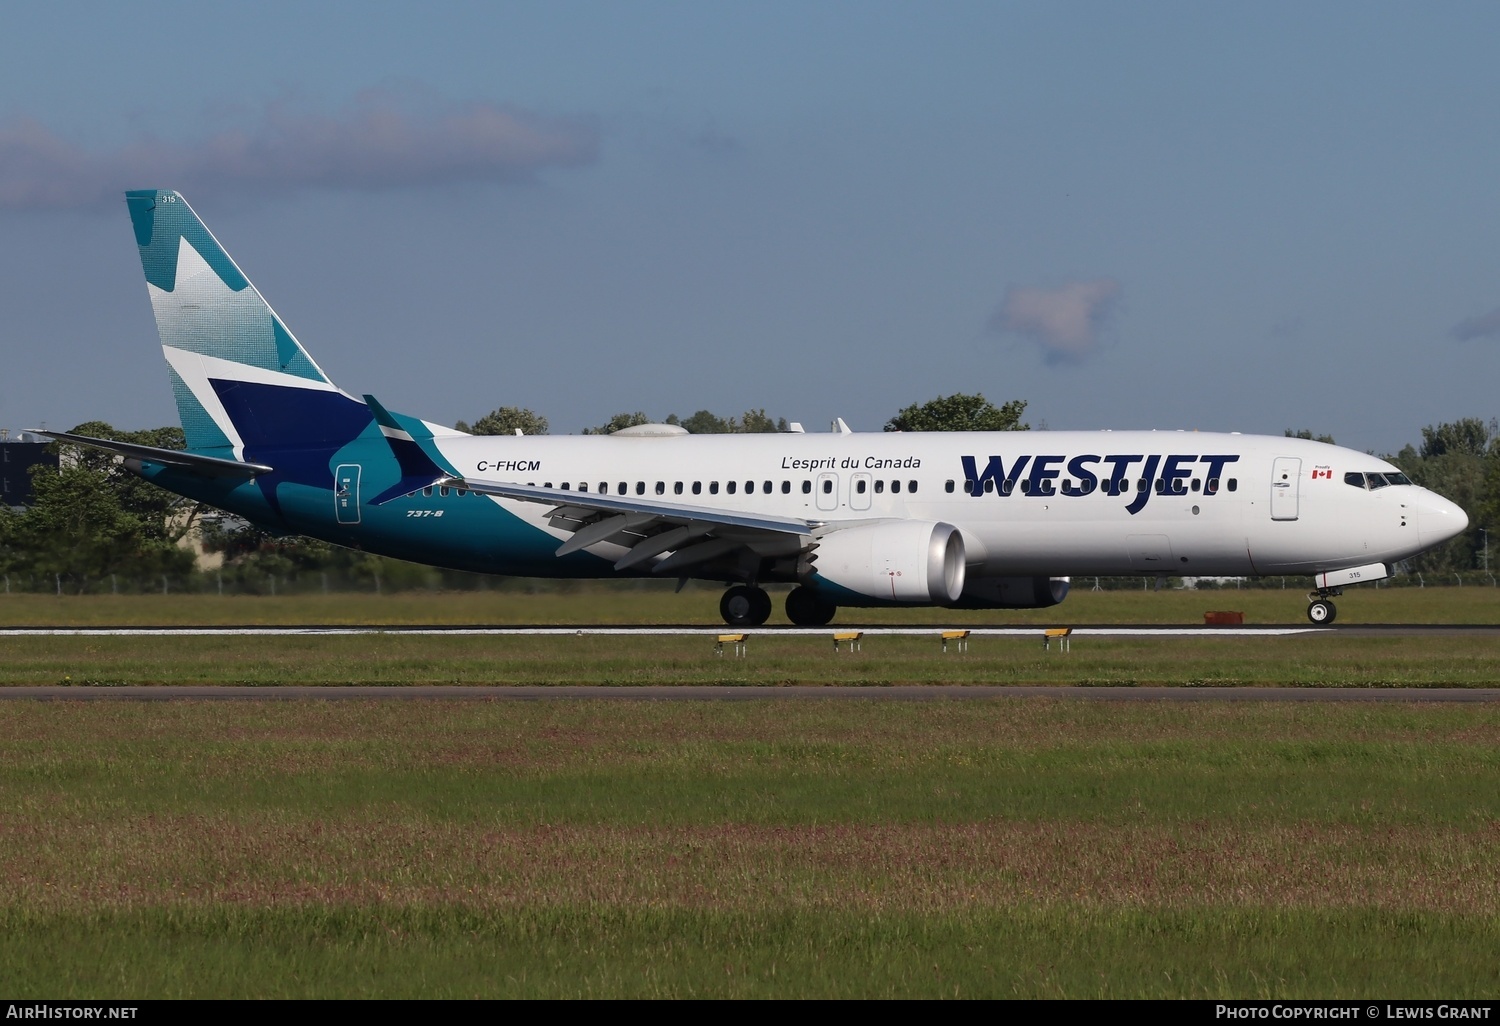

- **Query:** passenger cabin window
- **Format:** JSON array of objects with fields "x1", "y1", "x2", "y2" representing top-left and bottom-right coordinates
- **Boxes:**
[
  {"x1": 1227, "y1": 478, "x2": 1238, "y2": 492},
  {"x1": 745, "y1": 480, "x2": 754, "y2": 494},
  {"x1": 946, "y1": 479, "x2": 955, "y2": 493},
  {"x1": 710, "y1": 481, "x2": 720, "y2": 495},
  {"x1": 422, "y1": 486, "x2": 433, "y2": 497},
  {"x1": 908, "y1": 480, "x2": 917, "y2": 494},
  {"x1": 874, "y1": 480, "x2": 885, "y2": 494},
  {"x1": 763, "y1": 481, "x2": 772, "y2": 493},
  {"x1": 727, "y1": 481, "x2": 737, "y2": 494},
  {"x1": 618, "y1": 482, "x2": 627, "y2": 494},
  {"x1": 692, "y1": 482, "x2": 702, "y2": 495},
  {"x1": 655, "y1": 482, "x2": 665, "y2": 495},
  {"x1": 822, "y1": 480, "x2": 832, "y2": 494},
  {"x1": 674, "y1": 482, "x2": 683, "y2": 495},
  {"x1": 801, "y1": 480, "x2": 812, "y2": 494},
  {"x1": 781, "y1": 481, "x2": 791, "y2": 494},
  {"x1": 856, "y1": 479, "x2": 867, "y2": 494},
  {"x1": 984, "y1": 479, "x2": 995, "y2": 494},
  {"x1": 1206, "y1": 478, "x2": 1219, "y2": 495},
  {"x1": 962, "y1": 480, "x2": 972, "y2": 494},
  {"x1": 891, "y1": 480, "x2": 901, "y2": 493},
  {"x1": 1191, "y1": 479, "x2": 1201, "y2": 492},
  {"x1": 635, "y1": 482, "x2": 645, "y2": 495},
  {"x1": 440, "y1": 486, "x2": 450, "y2": 496}
]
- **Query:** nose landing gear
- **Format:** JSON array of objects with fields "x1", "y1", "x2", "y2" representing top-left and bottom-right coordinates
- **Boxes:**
[
  {"x1": 1306, "y1": 588, "x2": 1341, "y2": 624},
  {"x1": 720, "y1": 585, "x2": 772, "y2": 626}
]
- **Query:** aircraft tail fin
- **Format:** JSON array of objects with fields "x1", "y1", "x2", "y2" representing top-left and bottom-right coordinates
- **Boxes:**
[{"x1": 125, "y1": 190, "x2": 361, "y2": 460}]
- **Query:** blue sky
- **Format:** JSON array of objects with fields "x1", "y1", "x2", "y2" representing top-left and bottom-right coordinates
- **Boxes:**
[{"x1": 2, "y1": 1, "x2": 1498, "y2": 454}]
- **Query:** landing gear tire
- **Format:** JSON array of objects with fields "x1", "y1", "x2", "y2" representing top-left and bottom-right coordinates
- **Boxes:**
[
  {"x1": 785, "y1": 586, "x2": 837, "y2": 627},
  {"x1": 1307, "y1": 599, "x2": 1337, "y2": 624},
  {"x1": 721, "y1": 585, "x2": 772, "y2": 627}
]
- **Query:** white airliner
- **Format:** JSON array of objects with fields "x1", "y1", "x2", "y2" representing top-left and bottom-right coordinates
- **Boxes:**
[{"x1": 38, "y1": 191, "x2": 1470, "y2": 625}]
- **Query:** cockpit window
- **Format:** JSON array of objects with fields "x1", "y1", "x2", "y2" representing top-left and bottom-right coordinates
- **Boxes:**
[
  {"x1": 1344, "y1": 472, "x2": 1365, "y2": 488},
  {"x1": 1384, "y1": 472, "x2": 1412, "y2": 486},
  {"x1": 1366, "y1": 473, "x2": 1388, "y2": 490}
]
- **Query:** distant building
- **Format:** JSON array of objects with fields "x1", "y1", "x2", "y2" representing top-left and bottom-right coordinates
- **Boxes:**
[{"x1": 0, "y1": 431, "x2": 57, "y2": 508}]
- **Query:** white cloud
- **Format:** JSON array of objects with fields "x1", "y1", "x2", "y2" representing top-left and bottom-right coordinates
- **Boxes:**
[
  {"x1": 0, "y1": 88, "x2": 598, "y2": 209},
  {"x1": 989, "y1": 278, "x2": 1120, "y2": 364}
]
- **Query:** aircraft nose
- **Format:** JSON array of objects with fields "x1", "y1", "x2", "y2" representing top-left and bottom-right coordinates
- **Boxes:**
[{"x1": 1417, "y1": 491, "x2": 1469, "y2": 548}]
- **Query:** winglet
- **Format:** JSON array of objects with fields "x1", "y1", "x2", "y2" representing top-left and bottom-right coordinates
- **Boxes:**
[{"x1": 363, "y1": 395, "x2": 462, "y2": 505}]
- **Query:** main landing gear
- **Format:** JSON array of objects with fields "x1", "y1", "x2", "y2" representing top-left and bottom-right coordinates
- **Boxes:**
[
  {"x1": 720, "y1": 585, "x2": 773, "y2": 627},
  {"x1": 784, "y1": 586, "x2": 837, "y2": 627},
  {"x1": 718, "y1": 585, "x2": 840, "y2": 626},
  {"x1": 1306, "y1": 588, "x2": 1342, "y2": 624}
]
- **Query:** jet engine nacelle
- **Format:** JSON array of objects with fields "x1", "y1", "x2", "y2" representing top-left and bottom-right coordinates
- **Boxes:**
[
  {"x1": 954, "y1": 575, "x2": 1071, "y2": 609},
  {"x1": 810, "y1": 521, "x2": 966, "y2": 604}
]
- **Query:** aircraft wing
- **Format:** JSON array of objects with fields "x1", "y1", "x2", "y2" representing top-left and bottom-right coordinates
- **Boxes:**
[
  {"x1": 454, "y1": 477, "x2": 821, "y2": 573},
  {"x1": 29, "y1": 430, "x2": 272, "y2": 478}
]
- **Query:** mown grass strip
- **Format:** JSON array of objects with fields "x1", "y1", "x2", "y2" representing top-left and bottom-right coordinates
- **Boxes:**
[
  {"x1": 4, "y1": 906, "x2": 1496, "y2": 998},
  {"x1": 4, "y1": 632, "x2": 1500, "y2": 687}
]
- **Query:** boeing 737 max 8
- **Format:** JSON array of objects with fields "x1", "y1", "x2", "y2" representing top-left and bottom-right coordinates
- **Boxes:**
[{"x1": 37, "y1": 191, "x2": 1471, "y2": 625}]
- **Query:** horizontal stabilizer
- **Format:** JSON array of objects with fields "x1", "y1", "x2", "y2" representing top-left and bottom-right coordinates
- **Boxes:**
[{"x1": 31, "y1": 430, "x2": 272, "y2": 478}]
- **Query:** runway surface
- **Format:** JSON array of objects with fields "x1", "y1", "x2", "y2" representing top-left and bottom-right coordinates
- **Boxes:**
[
  {"x1": 1, "y1": 623, "x2": 1496, "y2": 637},
  {"x1": 5, "y1": 685, "x2": 1499, "y2": 702}
]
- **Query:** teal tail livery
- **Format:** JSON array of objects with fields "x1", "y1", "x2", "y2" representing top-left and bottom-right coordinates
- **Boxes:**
[{"x1": 33, "y1": 190, "x2": 1472, "y2": 626}]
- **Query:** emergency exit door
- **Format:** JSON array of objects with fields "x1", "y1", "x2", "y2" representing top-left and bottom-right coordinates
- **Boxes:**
[
  {"x1": 815, "y1": 472, "x2": 839, "y2": 512},
  {"x1": 335, "y1": 464, "x2": 362, "y2": 524},
  {"x1": 1270, "y1": 457, "x2": 1300, "y2": 521}
]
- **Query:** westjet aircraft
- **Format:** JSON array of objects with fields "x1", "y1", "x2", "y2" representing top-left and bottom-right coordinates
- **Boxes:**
[{"x1": 38, "y1": 191, "x2": 1470, "y2": 625}]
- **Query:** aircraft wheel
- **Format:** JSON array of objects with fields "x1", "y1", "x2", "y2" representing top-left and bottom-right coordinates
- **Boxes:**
[
  {"x1": 785, "y1": 586, "x2": 837, "y2": 627},
  {"x1": 1307, "y1": 599, "x2": 1337, "y2": 624},
  {"x1": 721, "y1": 585, "x2": 772, "y2": 627}
]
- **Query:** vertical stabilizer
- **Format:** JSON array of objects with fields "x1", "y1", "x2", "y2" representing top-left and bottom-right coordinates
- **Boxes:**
[{"x1": 125, "y1": 190, "x2": 347, "y2": 457}]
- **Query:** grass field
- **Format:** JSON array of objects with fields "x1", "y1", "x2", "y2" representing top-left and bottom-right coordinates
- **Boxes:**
[
  {"x1": 2, "y1": 700, "x2": 1498, "y2": 997},
  {"x1": 2, "y1": 589, "x2": 1498, "y2": 997}
]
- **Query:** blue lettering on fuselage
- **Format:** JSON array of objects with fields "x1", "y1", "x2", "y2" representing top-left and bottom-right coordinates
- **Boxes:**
[{"x1": 962, "y1": 453, "x2": 1241, "y2": 514}]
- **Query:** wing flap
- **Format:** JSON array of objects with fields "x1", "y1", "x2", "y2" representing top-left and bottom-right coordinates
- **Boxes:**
[
  {"x1": 458, "y1": 479, "x2": 818, "y2": 536},
  {"x1": 453, "y1": 477, "x2": 820, "y2": 572}
]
